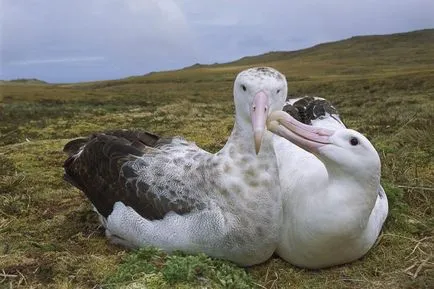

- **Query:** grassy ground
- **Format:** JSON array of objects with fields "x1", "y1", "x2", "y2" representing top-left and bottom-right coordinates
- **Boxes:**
[{"x1": 1, "y1": 29, "x2": 433, "y2": 288}]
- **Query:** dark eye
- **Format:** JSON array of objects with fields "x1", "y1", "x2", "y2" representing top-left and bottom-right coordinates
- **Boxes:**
[
  {"x1": 241, "y1": 85, "x2": 247, "y2": 91},
  {"x1": 350, "y1": 137, "x2": 359, "y2": 146},
  {"x1": 277, "y1": 89, "x2": 281, "y2": 94}
]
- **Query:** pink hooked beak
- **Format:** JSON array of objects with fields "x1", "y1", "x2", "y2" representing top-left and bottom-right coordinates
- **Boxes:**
[
  {"x1": 267, "y1": 111, "x2": 334, "y2": 153},
  {"x1": 251, "y1": 91, "x2": 269, "y2": 154}
]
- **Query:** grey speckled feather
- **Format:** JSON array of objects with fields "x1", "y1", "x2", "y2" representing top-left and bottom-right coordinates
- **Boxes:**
[
  {"x1": 61, "y1": 67, "x2": 289, "y2": 266},
  {"x1": 64, "y1": 130, "x2": 208, "y2": 220}
]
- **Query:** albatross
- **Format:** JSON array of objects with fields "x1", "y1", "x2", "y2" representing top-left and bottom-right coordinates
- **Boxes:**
[
  {"x1": 268, "y1": 96, "x2": 388, "y2": 269},
  {"x1": 63, "y1": 67, "x2": 288, "y2": 266}
]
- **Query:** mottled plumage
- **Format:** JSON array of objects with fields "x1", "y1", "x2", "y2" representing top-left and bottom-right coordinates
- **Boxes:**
[
  {"x1": 283, "y1": 95, "x2": 344, "y2": 127},
  {"x1": 64, "y1": 131, "x2": 206, "y2": 220},
  {"x1": 63, "y1": 67, "x2": 288, "y2": 266}
]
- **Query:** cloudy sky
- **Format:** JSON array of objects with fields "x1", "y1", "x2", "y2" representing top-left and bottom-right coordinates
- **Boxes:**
[{"x1": 1, "y1": 0, "x2": 433, "y2": 83}]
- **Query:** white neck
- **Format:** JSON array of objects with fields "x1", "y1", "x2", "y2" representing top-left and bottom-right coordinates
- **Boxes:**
[
  {"x1": 278, "y1": 145, "x2": 381, "y2": 240},
  {"x1": 281, "y1": 163, "x2": 382, "y2": 267},
  {"x1": 220, "y1": 115, "x2": 276, "y2": 161},
  {"x1": 323, "y1": 166, "x2": 380, "y2": 229}
]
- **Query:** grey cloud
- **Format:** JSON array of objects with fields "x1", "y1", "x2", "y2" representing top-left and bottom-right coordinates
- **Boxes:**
[
  {"x1": 1, "y1": 0, "x2": 433, "y2": 82},
  {"x1": 9, "y1": 57, "x2": 105, "y2": 66}
]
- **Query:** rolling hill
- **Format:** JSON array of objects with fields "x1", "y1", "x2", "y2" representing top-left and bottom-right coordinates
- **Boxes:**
[{"x1": 94, "y1": 28, "x2": 434, "y2": 95}]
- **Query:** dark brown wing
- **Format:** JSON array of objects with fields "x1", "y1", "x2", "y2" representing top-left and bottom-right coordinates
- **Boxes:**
[
  {"x1": 63, "y1": 130, "x2": 205, "y2": 220},
  {"x1": 283, "y1": 96, "x2": 344, "y2": 126}
]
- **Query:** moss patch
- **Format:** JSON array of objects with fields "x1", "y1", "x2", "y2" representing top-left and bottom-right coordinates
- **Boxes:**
[{"x1": 103, "y1": 248, "x2": 252, "y2": 289}]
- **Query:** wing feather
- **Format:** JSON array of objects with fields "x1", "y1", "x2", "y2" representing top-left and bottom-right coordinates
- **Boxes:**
[
  {"x1": 283, "y1": 96, "x2": 345, "y2": 126},
  {"x1": 63, "y1": 130, "x2": 207, "y2": 220}
]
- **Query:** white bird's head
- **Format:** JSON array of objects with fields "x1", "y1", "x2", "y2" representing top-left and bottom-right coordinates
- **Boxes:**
[
  {"x1": 234, "y1": 67, "x2": 288, "y2": 153},
  {"x1": 267, "y1": 111, "x2": 381, "y2": 182}
]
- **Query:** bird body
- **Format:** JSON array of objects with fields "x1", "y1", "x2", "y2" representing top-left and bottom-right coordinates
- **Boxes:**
[
  {"x1": 63, "y1": 67, "x2": 288, "y2": 266},
  {"x1": 269, "y1": 96, "x2": 388, "y2": 269}
]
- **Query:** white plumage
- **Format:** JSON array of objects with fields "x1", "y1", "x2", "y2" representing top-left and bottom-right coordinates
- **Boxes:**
[{"x1": 269, "y1": 96, "x2": 388, "y2": 269}]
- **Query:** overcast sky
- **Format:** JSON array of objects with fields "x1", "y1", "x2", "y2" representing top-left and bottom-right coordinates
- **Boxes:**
[{"x1": 1, "y1": 0, "x2": 433, "y2": 83}]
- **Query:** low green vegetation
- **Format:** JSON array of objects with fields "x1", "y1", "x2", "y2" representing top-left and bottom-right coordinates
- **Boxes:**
[
  {"x1": 103, "y1": 248, "x2": 252, "y2": 289},
  {"x1": 1, "y1": 29, "x2": 433, "y2": 288}
]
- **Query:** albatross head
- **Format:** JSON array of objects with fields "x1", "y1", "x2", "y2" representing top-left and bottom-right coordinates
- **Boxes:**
[
  {"x1": 234, "y1": 67, "x2": 288, "y2": 153},
  {"x1": 267, "y1": 111, "x2": 381, "y2": 181}
]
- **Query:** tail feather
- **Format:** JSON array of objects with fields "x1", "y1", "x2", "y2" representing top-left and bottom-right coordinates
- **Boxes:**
[{"x1": 63, "y1": 138, "x2": 88, "y2": 156}]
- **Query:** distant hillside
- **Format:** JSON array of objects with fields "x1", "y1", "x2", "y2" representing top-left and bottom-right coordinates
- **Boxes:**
[
  {"x1": 90, "y1": 28, "x2": 430, "y2": 97},
  {"x1": 15, "y1": 28, "x2": 433, "y2": 93},
  {"x1": 1, "y1": 78, "x2": 48, "y2": 85},
  {"x1": 221, "y1": 28, "x2": 434, "y2": 67}
]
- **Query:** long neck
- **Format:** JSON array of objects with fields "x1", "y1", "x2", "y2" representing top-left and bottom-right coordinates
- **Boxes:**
[
  {"x1": 321, "y1": 164, "x2": 380, "y2": 228},
  {"x1": 216, "y1": 116, "x2": 281, "y2": 225},
  {"x1": 220, "y1": 114, "x2": 276, "y2": 161},
  {"x1": 289, "y1": 162, "x2": 380, "y2": 235}
]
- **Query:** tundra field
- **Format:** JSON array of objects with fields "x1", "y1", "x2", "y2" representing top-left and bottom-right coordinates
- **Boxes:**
[{"x1": 0, "y1": 29, "x2": 433, "y2": 288}]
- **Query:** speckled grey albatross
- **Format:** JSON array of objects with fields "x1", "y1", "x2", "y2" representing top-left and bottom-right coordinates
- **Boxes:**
[
  {"x1": 269, "y1": 96, "x2": 388, "y2": 269},
  {"x1": 63, "y1": 67, "x2": 288, "y2": 266}
]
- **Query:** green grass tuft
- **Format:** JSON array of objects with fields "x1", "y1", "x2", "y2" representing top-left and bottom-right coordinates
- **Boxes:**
[
  {"x1": 103, "y1": 247, "x2": 252, "y2": 289},
  {"x1": 381, "y1": 181, "x2": 408, "y2": 228}
]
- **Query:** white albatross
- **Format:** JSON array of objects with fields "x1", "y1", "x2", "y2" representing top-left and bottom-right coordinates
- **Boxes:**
[
  {"x1": 268, "y1": 96, "x2": 388, "y2": 269},
  {"x1": 62, "y1": 67, "x2": 288, "y2": 266}
]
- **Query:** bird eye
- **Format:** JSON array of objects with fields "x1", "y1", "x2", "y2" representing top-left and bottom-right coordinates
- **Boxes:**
[
  {"x1": 277, "y1": 89, "x2": 281, "y2": 94},
  {"x1": 241, "y1": 85, "x2": 247, "y2": 91},
  {"x1": 350, "y1": 137, "x2": 359, "y2": 146}
]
